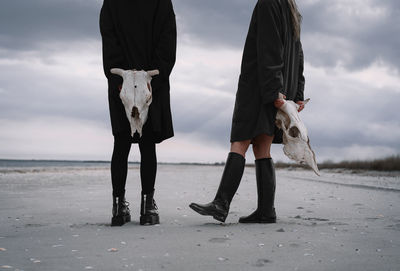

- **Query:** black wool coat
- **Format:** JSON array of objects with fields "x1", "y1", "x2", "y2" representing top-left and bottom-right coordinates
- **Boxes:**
[
  {"x1": 230, "y1": 0, "x2": 305, "y2": 143},
  {"x1": 100, "y1": 0, "x2": 176, "y2": 143}
]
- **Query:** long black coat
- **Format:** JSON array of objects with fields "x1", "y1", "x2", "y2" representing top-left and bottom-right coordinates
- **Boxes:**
[
  {"x1": 100, "y1": 0, "x2": 176, "y2": 143},
  {"x1": 230, "y1": 0, "x2": 305, "y2": 143}
]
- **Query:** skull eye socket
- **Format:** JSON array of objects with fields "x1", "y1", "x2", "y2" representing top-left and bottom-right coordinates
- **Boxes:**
[
  {"x1": 147, "y1": 82, "x2": 152, "y2": 92},
  {"x1": 288, "y1": 126, "x2": 300, "y2": 138}
]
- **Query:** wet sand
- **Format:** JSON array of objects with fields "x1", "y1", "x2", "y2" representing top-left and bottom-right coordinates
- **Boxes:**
[{"x1": 0, "y1": 165, "x2": 399, "y2": 271}]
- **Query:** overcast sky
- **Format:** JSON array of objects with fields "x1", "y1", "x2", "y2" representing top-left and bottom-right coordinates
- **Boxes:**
[{"x1": 0, "y1": 0, "x2": 399, "y2": 163}]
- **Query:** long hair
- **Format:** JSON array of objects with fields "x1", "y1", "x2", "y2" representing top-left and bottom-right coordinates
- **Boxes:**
[{"x1": 288, "y1": 0, "x2": 302, "y2": 40}]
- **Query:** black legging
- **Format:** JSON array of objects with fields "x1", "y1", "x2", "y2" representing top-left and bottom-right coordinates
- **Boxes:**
[{"x1": 111, "y1": 133, "x2": 157, "y2": 197}]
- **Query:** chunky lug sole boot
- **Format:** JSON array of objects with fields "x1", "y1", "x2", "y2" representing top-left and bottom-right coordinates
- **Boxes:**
[
  {"x1": 140, "y1": 190, "x2": 160, "y2": 225},
  {"x1": 239, "y1": 158, "x2": 276, "y2": 223},
  {"x1": 111, "y1": 196, "x2": 131, "y2": 226},
  {"x1": 189, "y1": 152, "x2": 245, "y2": 222}
]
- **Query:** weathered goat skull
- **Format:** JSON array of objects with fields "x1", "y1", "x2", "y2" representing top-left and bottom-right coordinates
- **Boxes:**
[
  {"x1": 110, "y1": 68, "x2": 159, "y2": 137},
  {"x1": 275, "y1": 99, "x2": 320, "y2": 175}
]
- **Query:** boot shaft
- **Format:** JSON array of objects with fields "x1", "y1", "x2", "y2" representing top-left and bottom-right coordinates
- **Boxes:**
[
  {"x1": 189, "y1": 152, "x2": 246, "y2": 223},
  {"x1": 255, "y1": 158, "x2": 276, "y2": 211},
  {"x1": 215, "y1": 152, "x2": 246, "y2": 206},
  {"x1": 238, "y1": 158, "x2": 276, "y2": 223}
]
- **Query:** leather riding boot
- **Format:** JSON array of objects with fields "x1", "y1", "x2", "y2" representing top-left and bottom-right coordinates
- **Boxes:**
[
  {"x1": 111, "y1": 195, "x2": 131, "y2": 226},
  {"x1": 189, "y1": 152, "x2": 246, "y2": 222},
  {"x1": 140, "y1": 190, "x2": 160, "y2": 225},
  {"x1": 239, "y1": 158, "x2": 276, "y2": 223}
]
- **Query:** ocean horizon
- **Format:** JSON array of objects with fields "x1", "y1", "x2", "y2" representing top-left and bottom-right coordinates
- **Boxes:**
[{"x1": 0, "y1": 159, "x2": 226, "y2": 168}]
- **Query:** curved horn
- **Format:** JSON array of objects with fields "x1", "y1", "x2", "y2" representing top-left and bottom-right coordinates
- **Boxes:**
[
  {"x1": 147, "y1": 70, "x2": 160, "y2": 77},
  {"x1": 110, "y1": 68, "x2": 125, "y2": 77}
]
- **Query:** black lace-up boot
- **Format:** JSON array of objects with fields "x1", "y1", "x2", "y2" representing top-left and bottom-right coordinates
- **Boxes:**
[
  {"x1": 239, "y1": 158, "x2": 276, "y2": 223},
  {"x1": 189, "y1": 152, "x2": 246, "y2": 222},
  {"x1": 140, "y1": 190, "x2": 160, "y2": 225},
  {"x1": 111, "y1": 196, "x2": 131, "y2": 226}
]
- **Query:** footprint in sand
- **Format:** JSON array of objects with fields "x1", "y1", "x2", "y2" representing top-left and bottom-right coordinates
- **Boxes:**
[
  {"x1": 253, "y1": 259, "x2": 271, "y2": 267},
  {"x1": 208, "y1": 237, "x2": 230, "y2": 243}
]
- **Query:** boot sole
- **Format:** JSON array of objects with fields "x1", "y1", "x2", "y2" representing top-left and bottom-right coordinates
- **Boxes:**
[
  {"x1": 189, "y1": 203, "x2": 226, "y2": 223},
  {"x1": 111, "y1": 214, "x2": 131, "y2": 226},
  {"x1": 239, "y1": 217, "x2": 276, "y2": 224},
  {"x1": 140, "y1": 214, "x2": 160, "y2": 226}
]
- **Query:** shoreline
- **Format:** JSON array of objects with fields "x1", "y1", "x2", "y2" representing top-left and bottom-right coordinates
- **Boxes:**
[{"x1": 1, "y1": 156, "x2": 400, "y2": 172}]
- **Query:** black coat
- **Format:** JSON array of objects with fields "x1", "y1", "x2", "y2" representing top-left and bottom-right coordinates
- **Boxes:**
[
  {"x1": 230, "y1": 0, "x2": 305, "y2": 143},
  {"x1": 100, "y1": 0, "x2": 176, "y2": 143}
]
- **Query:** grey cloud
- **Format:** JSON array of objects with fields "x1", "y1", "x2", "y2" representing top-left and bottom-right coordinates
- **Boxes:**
[
  {"x1": 0, "y1": 56, "x2": 109, "y2": 128},
  {"x1": 0, "y1": 0, "x2": 101, "y2": 50},
  {"x1": 172, "y1": 100, "x2": 233, "y2": 145},
  {"x1": 2, "y1": 0, "x2": 398, "y2": 71},
  {"x1": 173, "y1": 0, "x2": 257, "y2": 49},
  {"x1": 176, "y1": 0, "x2": 400, "y2": 71},
  {"x1": 302, "y1": 86, "x2": 400, "y2": 150},
  {"x1": 301, "y1": 0, "x2": 400, "y2": 70}
]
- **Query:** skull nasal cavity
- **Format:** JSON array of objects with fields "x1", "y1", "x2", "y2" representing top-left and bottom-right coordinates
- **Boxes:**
[
  {"x1": 131, "y1": 107, "x2": 139, "y2": 118},
  {"x1": 289, "y1": 126, "x2": 300, "y2": 138}
]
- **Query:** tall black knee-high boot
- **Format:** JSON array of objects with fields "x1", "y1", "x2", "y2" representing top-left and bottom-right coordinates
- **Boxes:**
[
  {"x1": 140, "y1": 190, "x2": 159, "y2": 225},
  {"x1": 111, "y1": 195, "x2": 131, "y2": 226},
  {"x1": 189, "y1": 152, "x2": 245, "y2": 222},
  {"x1": 239, "y1": 158, "x2": 276, "y2": 223}
]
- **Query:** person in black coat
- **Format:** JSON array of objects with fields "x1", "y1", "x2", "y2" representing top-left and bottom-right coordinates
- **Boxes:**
[
  {"x1": 190, "y1": 0, "x2": 305, "y2": 223},
  {"x1": 100, "y1": 0, "x2": 176, "y2": 226}
]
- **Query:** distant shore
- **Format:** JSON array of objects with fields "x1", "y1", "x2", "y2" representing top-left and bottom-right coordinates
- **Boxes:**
[
  {"x1": 1, "y1": 155, "x2": 399, "y2": 171},
  {"x1": 275, "y1": 155, "x2": 400, "y2": 172}
]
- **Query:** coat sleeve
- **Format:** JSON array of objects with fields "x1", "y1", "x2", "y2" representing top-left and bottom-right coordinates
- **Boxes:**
[
  {"x1": 257, "y1": 0, "x2": 284, "y2": 104},
  {"x1": 99, "y1": 0, "x2": 126, "y2": 80},
  {"x1": 294, "y1": 41, "x2": 305, "y2": 102},
  {"x1": 151, "y1": 0, "x2": 177, "y2": 84}
]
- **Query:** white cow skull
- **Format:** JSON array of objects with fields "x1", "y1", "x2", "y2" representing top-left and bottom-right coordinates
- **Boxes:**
[
  {"x1": 111, "y1": 68, "x2": 159, "y2": 137},
  {"x1": 275, "y1": 99, "x2": 320, "y2": 175}
]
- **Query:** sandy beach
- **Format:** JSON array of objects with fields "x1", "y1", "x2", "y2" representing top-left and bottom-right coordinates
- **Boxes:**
[{"x1": 0, "y1": 164, "x2": 399, "y2": 271}]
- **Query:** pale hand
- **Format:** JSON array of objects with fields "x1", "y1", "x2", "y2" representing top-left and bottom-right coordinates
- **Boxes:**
[
  {"x1": 296, "y1": 101, "x2": 305, "y2": 112},
  {"x1": 274, "y1": 93, "x2": 286, "y2": 108}
]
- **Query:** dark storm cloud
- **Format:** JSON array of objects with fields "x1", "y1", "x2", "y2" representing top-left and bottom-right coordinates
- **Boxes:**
[
  {"x1": 0, "y1": 0, "x2": 101, "y2": 50},
  {"x1": 300, "y1": 0, "x2": 400, "y2": 70},
  {"x1": 173, "y1": 0, "x2": 257, "y2": 48},
  {"x1": 174, "y1": 0, "x2": 400, "y2": 70},
  {"x1": 1, "y1": 0, "x2": 398, "y2": 70}
]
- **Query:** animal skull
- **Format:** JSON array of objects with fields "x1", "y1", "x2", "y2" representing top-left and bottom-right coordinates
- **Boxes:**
[
  {"x1": 275, "y1": 99, "x2": 320, "y2": 175},
  {"x1": 110, "y1": 68, "x2": 159, "y2": 137}
]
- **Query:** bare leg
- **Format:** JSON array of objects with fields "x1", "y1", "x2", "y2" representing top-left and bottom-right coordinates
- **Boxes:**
[
  {"x1": 251, "y1": 134, "x2": 274, "y2": 159},
  {"x1": 230, "y1": 139, "x2": 251, "y2": 157}
]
